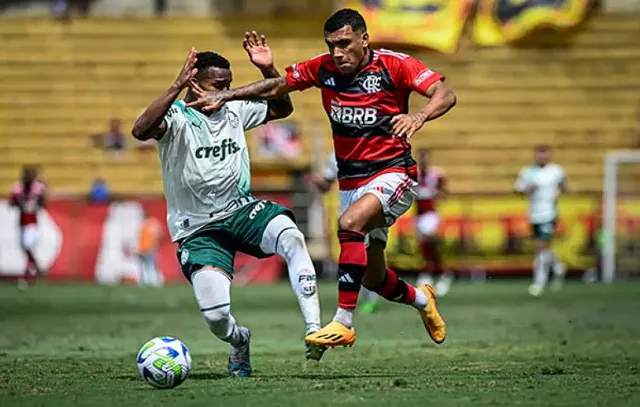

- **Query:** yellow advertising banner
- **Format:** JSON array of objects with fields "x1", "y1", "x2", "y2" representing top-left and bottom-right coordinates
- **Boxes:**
[
  {"x1": 473, "y1": 0, "x2": 594, "y2": 46},
  {"x1": 342, "y1": 0, "x2": 472, "y2": 53},
  {"x1": 324, "y1": 194, "x2": 640, "y2": 274}
]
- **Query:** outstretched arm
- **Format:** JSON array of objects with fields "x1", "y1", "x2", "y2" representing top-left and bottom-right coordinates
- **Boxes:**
[
  {"x1": 132, "y1": 48, "x2": 198, "y2": 140},
  {"x1": 391, "y1": 80, "x2": 457, "y2": 138},
  {"x1": 187, "y1": 76, "x2": 293, "y2": 113},
  {"x1": 242, "y1": 31, "x2": 293, "y2": 120}
]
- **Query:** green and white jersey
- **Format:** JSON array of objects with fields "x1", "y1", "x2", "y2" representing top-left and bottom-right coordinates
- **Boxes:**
[
  {"x1": 515, "y1": 163, "x2": 566, "y2": 224},
  {"x1": 157, "y1": 99, "x2": 268, "y2": 241}
]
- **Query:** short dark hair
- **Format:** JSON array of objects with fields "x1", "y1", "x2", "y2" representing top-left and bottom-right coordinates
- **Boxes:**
[
  {"x1": 324, "y1": 8, "x2": 367, "y2": 34},
  {"x1": 195, "y1": 51, "x2": 230, "y2": 73},
  {"x1": 535, "y1": 144, "x2": 551, "y2": 152}
]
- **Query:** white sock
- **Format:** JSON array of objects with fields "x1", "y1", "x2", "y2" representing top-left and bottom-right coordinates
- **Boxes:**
[
  {"x1": 548, "y1": 251, "x2": 563, "y2": 275},
  {"x1": 533, "y1": 249, "x2": 551, "y2": 287},
  {"x1": 192, "y1": 267, "x2": 244, "y2": 347},
  {"x1": 261, "y1": 215, "x2": 322, "y2": 333},
  {"x1": 413, "y1": 288, "x2": 428, "y2": 310},
  {"x1": 333, "y1": 307, "x2": 355, "y2": 328}
]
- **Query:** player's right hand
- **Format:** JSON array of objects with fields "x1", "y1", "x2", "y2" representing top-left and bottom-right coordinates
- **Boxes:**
[
  {"x1": 185, "y1": 81, "x2": 228, "y2": 112},
  {"x1": 173, "y1": 47, "x2": 198, "y2": 89}
]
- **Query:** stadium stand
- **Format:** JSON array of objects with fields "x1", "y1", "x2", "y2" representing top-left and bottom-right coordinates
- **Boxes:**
[{"x1": 0, "y1": 15, "x2": 638, "y2": 194}]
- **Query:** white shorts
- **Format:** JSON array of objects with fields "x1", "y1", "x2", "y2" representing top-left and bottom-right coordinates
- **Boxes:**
[
  {"x1": 339, "y1": 172, "x2": 417, "y2": 245},
  {"x1": 21, "y1": 224, "x2": 39, "y2": 250},
  {"x1": 416, "y1": 212, "x2": 440, "y2": 237}
]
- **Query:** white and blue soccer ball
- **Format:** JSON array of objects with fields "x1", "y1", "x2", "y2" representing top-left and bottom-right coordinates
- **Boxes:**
[{"x1": 136, "y1": 336, "x2": 192, "y2": 389}]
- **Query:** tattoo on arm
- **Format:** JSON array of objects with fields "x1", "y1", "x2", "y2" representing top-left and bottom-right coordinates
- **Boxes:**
[
  {"x1": 259, "y1": 67, "x2": 293, "y2": 120},
  {"x1": 223, "y1": 77, "x2": 291, "y2": 101},
  {"x1": 419, "y1": 81, "x2": 457, "y2": 122}
]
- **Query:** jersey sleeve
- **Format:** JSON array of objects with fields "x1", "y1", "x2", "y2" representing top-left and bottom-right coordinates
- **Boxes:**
[
  {"x1": 157, "y1": 102, "x2": 187, "y2": 142},
  {"x1": 396, "y1": 55, "x2": 444, "y2": 94},
  {"x1": 236, "y1": 100, "x2": 269, "y2": 131},
  {"x1": 284, "y1": 55, "x2": 325, "y2": 91}
]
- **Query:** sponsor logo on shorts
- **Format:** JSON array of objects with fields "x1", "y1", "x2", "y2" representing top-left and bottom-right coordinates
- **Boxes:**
[
  {"x1": 180, "y1": 249, "x2": 189, "y2": 265},
  {"x1": 248, "y1": 200, "x2": 267, "y2": 220}
]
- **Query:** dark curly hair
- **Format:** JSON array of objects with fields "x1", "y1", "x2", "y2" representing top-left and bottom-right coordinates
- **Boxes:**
[{"x1": 195, "y1": 51, "x2": 230, "y2": 76}]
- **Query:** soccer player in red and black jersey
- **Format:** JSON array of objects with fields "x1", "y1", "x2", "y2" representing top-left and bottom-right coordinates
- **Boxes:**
[
  {"x1": 9, "y1": 165, "x2": 47, "y2": 286},
  {"x1": 187, "y1": 9, "x2": 456, "y2": 348}
]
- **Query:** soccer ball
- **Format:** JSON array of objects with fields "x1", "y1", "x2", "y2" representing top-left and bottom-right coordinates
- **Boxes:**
[{"x1": 136, "y1": 336, "x2": 192, "y2": 389}]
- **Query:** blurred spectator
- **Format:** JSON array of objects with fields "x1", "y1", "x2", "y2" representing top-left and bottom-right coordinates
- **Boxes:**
[
  {"x1": 104, "y1": 118, "x2": 126, "y2": 152},
  {"x1": 88, "y1": 177, "x2": 111, "y2": 204},
  {"x1": 51, "y1": 0, "x2": 92, "y2": 19},
  {"x1": 89, "y1": 118, "x2": 126, "y2": 157},
  {"x1": 137, "y1": 211, "x2": 163, "y2": 287},
  {"x1": 253, "y1": 121, "x2": 303, "y2": 158}
]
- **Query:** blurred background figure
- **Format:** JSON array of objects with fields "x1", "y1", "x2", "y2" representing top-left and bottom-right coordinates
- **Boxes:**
[
  {"x1": 51, "y1": 0, "x2": 92, "y2": 19},
  {"x1": 9, "y1": 165, "x2": 47, "y2": 289},
  {"x1": 253, "y1": 121, "x2": 303, "y2": 158},
  {"x1": 136, "y1": 210, "x2": 163, "y2": 287},
  {"x1": 515, "y1": 145, "x2": 567, "y2": 297},
  {"x1": 88, "y1": 177, "x2": 111, "y2": 205},
  {"x1": 89, "y1": 118, "x2": 126, "y2": 158},
  {"x1": 414, "y1": 149, "x2": 453, "y2": 297}
]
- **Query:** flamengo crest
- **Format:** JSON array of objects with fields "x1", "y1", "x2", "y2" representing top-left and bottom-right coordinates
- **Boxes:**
[{"x1": 362, "y1": 74, "x2": 382, "y2": 93}]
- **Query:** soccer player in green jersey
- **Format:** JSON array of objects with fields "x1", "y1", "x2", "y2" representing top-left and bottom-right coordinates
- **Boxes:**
[
  {"x1": 132, "y1": 32, "x2": 323, "y2": 378},
  {"x1": 515, "y1": 145, "x2": 568, "y2": 297}
]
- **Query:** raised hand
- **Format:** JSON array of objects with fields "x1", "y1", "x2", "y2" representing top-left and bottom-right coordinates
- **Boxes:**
[
  {"x1": 243, "y1": 31, "x2": 274, "y2": 70},
  {"x1": 390, "y1": 112, "x2": 427, "y2": 139},
  {"x1": 174, "y1": 47, "x2": 198, "y2": 89},
  {"x1": 186, "y1": 80, "x2": 228, "y2": 112}
]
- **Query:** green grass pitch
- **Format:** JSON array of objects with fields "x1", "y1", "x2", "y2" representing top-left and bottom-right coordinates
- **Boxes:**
[{"x1": 1, "y1": 280, "x2": 639, "y2": 406}]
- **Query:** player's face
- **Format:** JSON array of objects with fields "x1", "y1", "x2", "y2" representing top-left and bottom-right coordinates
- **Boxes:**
[
  {"x1": 22, "y1": 167, "x2": 36, "y2": 184},
  {"x1": 196, "y1": 67, "x2": 232, "y2": 93},
  {"x1": 324, "y1": 25, "x2": 369, "y2": 75},
  {"x1": 535, "y1": 150, "x2": 551, "y2": 166}
]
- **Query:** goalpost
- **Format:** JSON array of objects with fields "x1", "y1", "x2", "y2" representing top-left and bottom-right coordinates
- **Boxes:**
[{"x1": 602, "y1": 150, "x2": 640, "y2": 283}]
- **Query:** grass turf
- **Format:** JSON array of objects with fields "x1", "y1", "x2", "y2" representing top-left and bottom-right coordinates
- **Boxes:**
[{"x1": 0, "y1": 280, "x2": 639, "y2": 406}]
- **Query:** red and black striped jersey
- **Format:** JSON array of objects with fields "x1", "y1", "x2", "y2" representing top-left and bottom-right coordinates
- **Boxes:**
[
  {"x1": 10, "y1": 181, "x2": 46, "y2": 226},
  {"x1": 416, "y1": 166, "x2": 446, "y2": 214},
  {"x1": 285, "y1": 49, "x2": 444, "y2": 190}
]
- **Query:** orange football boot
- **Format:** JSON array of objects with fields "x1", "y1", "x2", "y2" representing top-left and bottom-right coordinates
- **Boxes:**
[
  {"x1": 418, "y1": 284, "x2": 447, "y2": 344},
  {"x1": 304, "y1": 321, "x2": 356, "y2": 348}
]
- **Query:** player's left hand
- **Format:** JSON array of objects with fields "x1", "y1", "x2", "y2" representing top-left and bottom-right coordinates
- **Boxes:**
[
  {"x1": 244, "y1": 31, "x2": 273, "y2": 70},
  {"x1": 390, "y1": 112, "x2": 427, "y2": 139}
]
